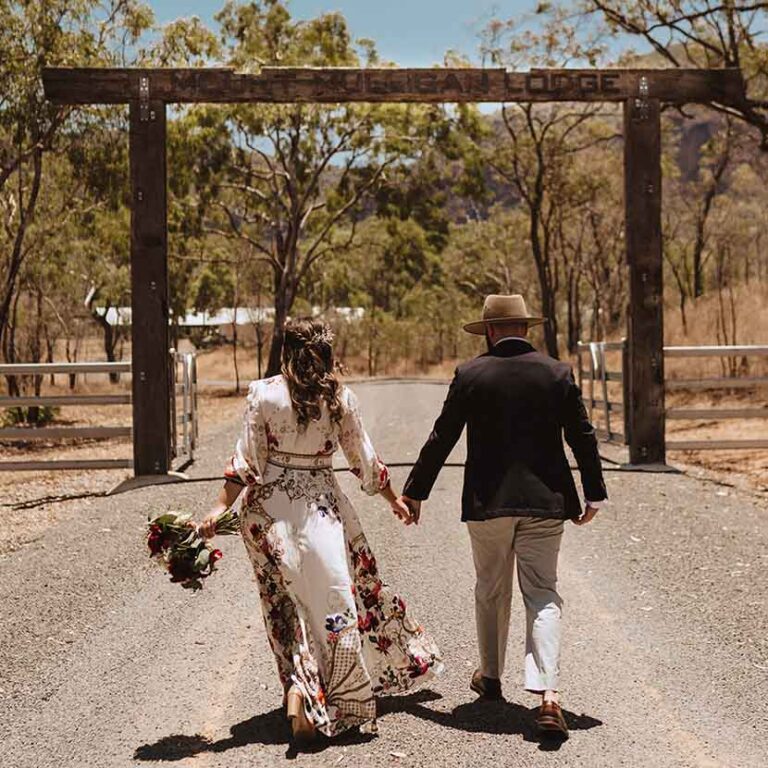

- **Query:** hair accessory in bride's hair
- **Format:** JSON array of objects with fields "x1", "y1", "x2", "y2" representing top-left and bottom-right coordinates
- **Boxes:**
[{"x1": 311, "y1": 327, "x2": 335, "y2": 346}]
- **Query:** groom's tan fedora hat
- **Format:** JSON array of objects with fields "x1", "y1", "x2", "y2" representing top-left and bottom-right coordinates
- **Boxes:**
[{"x1": 463, "y1": 294, "x2": 546, "y2": 335}]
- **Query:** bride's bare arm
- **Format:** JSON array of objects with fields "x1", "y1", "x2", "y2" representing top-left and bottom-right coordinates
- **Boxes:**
[
  {"x1": 199, "y1": 480, "x2": 244, "y2": 538},
  {"x1": 379, "y1": 480, "x2": 417, "y2": 525}
]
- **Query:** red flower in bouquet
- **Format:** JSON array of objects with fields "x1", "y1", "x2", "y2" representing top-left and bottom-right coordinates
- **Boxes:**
[
  {"x1": 146, "y1": 508, "x2": 239, "y2": 591},
  {"x1": 147, "y1": 523, "x2": 166, "y2": 556},
  {"x1": 265, "y1": 423, "x2": 280, "y2": 449}
]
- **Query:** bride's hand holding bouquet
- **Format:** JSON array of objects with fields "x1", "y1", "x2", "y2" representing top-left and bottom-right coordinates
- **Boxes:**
[
  {"x1": 198, "y1": 503, "x2": 228, "y2": 539},
  {"x1": 146, "y1": 506, "x2": 239, "y2": 591}
]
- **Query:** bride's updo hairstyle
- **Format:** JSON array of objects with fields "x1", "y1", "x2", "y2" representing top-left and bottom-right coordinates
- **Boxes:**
[{"x1": 281, "y1": 318, "x2": 344, "y2": 428}]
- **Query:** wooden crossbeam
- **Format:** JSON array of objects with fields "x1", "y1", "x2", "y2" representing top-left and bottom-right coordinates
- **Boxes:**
[{"x1": 42, "y1": 66, "x2": 746, "y2": 105}]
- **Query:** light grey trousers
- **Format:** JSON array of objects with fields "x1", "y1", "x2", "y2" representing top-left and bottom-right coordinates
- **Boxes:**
[{"x1": 467, "y1": 515, "x2": 564, "y2": 692}]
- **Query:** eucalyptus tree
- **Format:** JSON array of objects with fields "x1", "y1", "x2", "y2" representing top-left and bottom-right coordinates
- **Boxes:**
[
  {"x1": 480, "y1": 9, "x2": 618, "y2": 356},
  {"x1": 202, "y1": 0, "x2": 417, "y2": 376},
  {"x1": 585, "y1": 0, "x2": 768, "y2": 148},
  {"x1": 0, "y1": 0, "x2": 153, "y2": 357}
]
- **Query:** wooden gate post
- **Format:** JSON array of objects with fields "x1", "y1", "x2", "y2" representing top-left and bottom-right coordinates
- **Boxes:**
[
  {"x1": 129, "y1": 88, "x2": 171, "y2": 475},
  {"x1": 624, "y1": 89, "x2": 666, "y2": 464}
]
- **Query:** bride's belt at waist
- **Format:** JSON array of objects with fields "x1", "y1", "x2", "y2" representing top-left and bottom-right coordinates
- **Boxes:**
[{"x1": 266, "y1": 448, "x2": 334, "y2": 471}]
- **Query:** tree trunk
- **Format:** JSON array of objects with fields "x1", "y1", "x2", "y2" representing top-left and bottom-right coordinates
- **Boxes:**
[
  {"x1": 692, "y1": 126, "x2": 731, "y2": 298},
  {"x1": 27, "y1": 287, "x2": 45, "y2": 424},
  {"x1": 232, "y1": 276, "x2": 240, "y2": 394},
  {"x1": 566, "y1": 267, "x2": 580, "y2": 354},
  {"x1": 256, "y1": 323, "x2": 264, "y2": 379},
  {"x1": 266, "y1": 293, "x2": 290, "y2": 378},
  {"x1": 90, "y1": 306, "x2": 120, "y2": 384},
  {"x1": 529, "y1": 206, "x2": 559, "y2": 358},
  {"x1": 3, "y1": 290, "x2": 22, "y2": 397},
  {"x1": 0, "y1": 147, "x2": 44, "y2": 341}
]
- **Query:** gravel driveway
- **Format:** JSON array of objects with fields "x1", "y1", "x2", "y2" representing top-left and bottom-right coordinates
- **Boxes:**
[{"x1": 1, "y1": 381, "x2": 766, "y2": 768}]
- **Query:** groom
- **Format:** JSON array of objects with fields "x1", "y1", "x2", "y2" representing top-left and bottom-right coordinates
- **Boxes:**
[{"x1": 399, "y1": 294, "x2": 606, "y2": 738}]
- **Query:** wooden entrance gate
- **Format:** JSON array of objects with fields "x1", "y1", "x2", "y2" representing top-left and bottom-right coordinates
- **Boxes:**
[{"x1": 42, "y1": 66, "x2": 746, "y2": 474}]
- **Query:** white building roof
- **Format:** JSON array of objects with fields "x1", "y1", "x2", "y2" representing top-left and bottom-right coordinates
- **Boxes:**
[{"x1": 97, "y1": 306, "x2": 365, "y2": 327}]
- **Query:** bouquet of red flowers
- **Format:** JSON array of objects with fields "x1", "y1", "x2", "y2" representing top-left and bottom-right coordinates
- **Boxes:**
[{"x1": 146, "y1": 508, "x2": 239, "y2": 591}]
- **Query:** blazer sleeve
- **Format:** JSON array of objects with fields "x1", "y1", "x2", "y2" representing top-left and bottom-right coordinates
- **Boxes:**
[
  {"x1": 403, "y1": 369, "x2": 467, "y2": 501},
  {"x1": 561, "y1": 370, "x2": 607, "y2": 503}
]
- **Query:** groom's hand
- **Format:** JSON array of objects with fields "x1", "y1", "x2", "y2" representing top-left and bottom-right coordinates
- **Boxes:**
[
  {"x1": 400, "y1": 495, "x2": 422, "y2": 525},
  {"x1": 572, "y1": 503, "x2": 599, "y2": 526},
  {"x1": 390, "y1": 497, "x2": 416, "y2": 526}
]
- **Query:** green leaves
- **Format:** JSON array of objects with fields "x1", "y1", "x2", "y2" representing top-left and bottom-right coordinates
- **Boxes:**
[{"x1": 194, "y1": 547, "x2": 210, "y2": 570}]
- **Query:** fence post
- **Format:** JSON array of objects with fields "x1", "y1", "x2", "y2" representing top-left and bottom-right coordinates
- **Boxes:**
[
  {"x1": 181, "y1": 354, "x2": 190, "y2": 458},
  {"x1": 587, "y1": 343, "x2": 596, "y2": 424},
  {"x1": 624, "y1": 91, "x2": 666, "y2": 464},
  {"x1": 621, "y1": 338, "x2": 631, "y2": 446},
  {"x1": 129, "y1": 93, "x2": 171, "y2": 475},
  {"x1": 599, "y1": 342, "x2": 611, "y2": 438},
  {"x1": 169, "y1": 348, "x2": 177, "y2": 460},
  {"x1": 190, "y1": 353, "x2": 198, "y2": 453}
]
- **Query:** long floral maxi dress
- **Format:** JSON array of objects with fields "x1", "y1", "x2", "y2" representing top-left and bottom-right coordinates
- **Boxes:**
[{"x1": 224, "y1": 375, "x2": 443, "y2": 737}]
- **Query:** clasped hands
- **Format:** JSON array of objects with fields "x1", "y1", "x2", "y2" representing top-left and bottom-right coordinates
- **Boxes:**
[
  {"x1": 389, "y1": 494, "x2": 421, "y2": 526},
  {"x1": 389, "y1": 498, "x2": 598, "y2": 527}
]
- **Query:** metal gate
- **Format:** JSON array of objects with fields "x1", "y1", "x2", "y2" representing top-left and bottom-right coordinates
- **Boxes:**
[{"x1": 0, "y1": 352, "x2": 199, "y2": 472}]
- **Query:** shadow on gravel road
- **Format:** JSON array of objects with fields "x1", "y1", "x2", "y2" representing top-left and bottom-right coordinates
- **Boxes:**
[
  {"x1": 404, "y1": 699, "x2": 603, "y2": 752},
  {"x1": 132, "y1": 690, "x2": 443, "y2": 762}
]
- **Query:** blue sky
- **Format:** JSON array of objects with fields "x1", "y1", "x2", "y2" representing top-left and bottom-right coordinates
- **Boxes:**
[{"x1": 150, "y1": 1, "x2": 533, "y2": 66}]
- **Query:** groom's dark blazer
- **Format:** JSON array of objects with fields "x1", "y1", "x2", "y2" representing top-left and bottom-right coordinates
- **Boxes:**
[{"x1": 403, "y1": 338, "x2": 607, "y2": 521}]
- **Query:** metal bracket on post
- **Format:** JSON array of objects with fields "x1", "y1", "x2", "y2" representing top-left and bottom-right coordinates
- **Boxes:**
[
  {"x1": 139, "y1": 75, "x2": 150, "y2": 122},
  {"x1": 633, "y1": 75, "x2": 649, "y2": 122}
]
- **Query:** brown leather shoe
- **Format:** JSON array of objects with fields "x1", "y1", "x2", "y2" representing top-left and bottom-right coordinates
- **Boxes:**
[
  {"x1": 536, "y1": 701, "x2": 569, "y2": 738},
  {"x1": 470, "y1": 669, "x2": 503, "y2": 700}
]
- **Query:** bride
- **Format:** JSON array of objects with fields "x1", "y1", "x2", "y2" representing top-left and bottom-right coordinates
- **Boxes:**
[{"x1": 198, "y1": 318, "x2": 442, "y2": 743}]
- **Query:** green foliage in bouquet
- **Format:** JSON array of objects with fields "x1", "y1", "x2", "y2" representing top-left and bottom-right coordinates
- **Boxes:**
[{"x1": 146, "y1": 508, "x2": 240, "y2": 591}]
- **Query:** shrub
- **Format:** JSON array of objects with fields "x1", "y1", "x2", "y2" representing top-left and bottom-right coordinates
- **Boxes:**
[{"x1": 1, "y1": 405, "x2": 59, "y2": 427}]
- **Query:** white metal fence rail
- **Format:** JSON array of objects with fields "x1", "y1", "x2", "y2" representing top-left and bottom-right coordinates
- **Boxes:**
[
  {"x1": 0, "y1": 353, "x2": 199, "y2": 472},
  {"x1": 577, "y1": 341, "x2": 768, "y2": 451},
  {"x1": 0, "y1": 361, "x2": 132, "y2": 471},
  {"x1": 663, "y1": 345, "x2": 768, "y2": 451}
]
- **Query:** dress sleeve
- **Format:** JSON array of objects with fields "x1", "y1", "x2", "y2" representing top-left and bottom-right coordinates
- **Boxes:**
[
  {"x1": 338, "y1": 387, "x2": 390, "y2": 496},
  {"x1": 224, "y1": 381, "x2": 269, "y2": 486}
]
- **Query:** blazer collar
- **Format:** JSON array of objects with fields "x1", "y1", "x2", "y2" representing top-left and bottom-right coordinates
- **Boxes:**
[{"x1": 491, "y1": 338, "x2": 536, "y2": 357}]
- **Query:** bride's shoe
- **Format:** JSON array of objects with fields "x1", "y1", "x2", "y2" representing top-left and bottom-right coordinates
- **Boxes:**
[{"x1": 286, "y1": 685, "x2": 316, "y2": 743}]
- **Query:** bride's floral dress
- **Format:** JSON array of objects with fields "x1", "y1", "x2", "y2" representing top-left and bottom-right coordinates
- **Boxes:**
[{"x1": 225, "y1": 375, "x2": 443, "y2": 737}]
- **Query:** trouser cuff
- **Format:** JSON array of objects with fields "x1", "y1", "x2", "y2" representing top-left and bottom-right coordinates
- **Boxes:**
[{"x1": 524, "y1": 672, "x2": 559, "y2": 692}]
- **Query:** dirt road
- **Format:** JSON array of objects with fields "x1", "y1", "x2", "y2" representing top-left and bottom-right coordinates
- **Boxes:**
[{"x1": 1, "y1": 382, "x2": 766, "y2": 767}]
